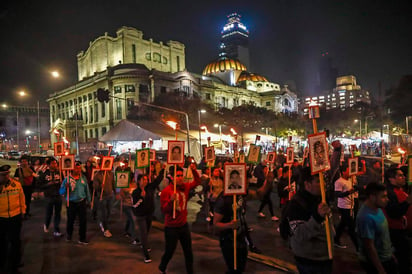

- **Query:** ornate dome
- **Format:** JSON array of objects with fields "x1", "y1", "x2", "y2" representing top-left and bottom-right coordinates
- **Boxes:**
[
  {"x1": 202, "y1": 58, "x2": 247, "y2": 75},
  {"x1": 237, "y1": 71, "x2": 268, "y2": 82}
]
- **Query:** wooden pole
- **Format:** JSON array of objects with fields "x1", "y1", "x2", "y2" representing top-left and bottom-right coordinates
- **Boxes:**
[
  {"x1": 173, "y1": 130, "x2": 178, "y2": 219},
  {"x1": 381, "y1": 141, "x2": 385, "y2": 184},
  {"x1": 233, "y1": 194, "x2": 237, "y2": 270},
  {"x1": 99, "y1": 146, "x2": 113, "y2": 201},
  {"x1": 311, "y1": 116, "x2": 333, "y2": 259},
  {"x1": 288, "y1": 164, "x2": 292, "y2": 200}
]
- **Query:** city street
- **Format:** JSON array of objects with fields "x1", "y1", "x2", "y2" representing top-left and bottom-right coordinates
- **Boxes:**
[{"x1": 1, "y1": 159, "x2": 367, "y2": 273}]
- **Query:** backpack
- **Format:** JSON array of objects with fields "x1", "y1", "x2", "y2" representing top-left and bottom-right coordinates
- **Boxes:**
[{"x1": 278, "y1": 194, "x2": 307, "y2": 240}]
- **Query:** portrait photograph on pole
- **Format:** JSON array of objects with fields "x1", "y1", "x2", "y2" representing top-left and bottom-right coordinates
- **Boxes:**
[
  {"x1": 167, "y1": 140, "x2": 185, "y2": 164},
  {"x1": 150, "y1": 149, "x2": 156, "y2": 162},
  {"x1": 239, "y1": 153, "x2": 245, "y2": 163},
  {"x1": 247, "y1": 144, "x2": 261, "y2": 164},
  {"x1": 266, "y1": 152, "x2": 276, "y2": 163},
  {"x1": 101, "y1": 156, "x2": 114, "y2": 171},
  {"x1": 136, "y1": 148, "x2": 150, "y2": 168},
  {"x1": 224, "y1": 163, "x2": 247, "y2": 196},
  {"x1": 204, "y1": 146, "x2": 215, "y2": 162},
  {"x1": 61, "y1": 154, "x2": 75, "y2": 170},
  {"x1": 286, "y1": 147, "x2": 294, "y2": 164},
  {"x1": 308, "y1": 132, "x2": 331, "y2": 174},
  {"x1": 54, "y1": 142, "x2": 64, "y2": 156},
  {"x1": 91, "y1": 168, "x2": 100, "y2": 181},
  {"x1": 348, "y1": 157, "x2": 358, "y2": 176},
  {"x1": 115, "y1": 170, "x2": 130, "y2": 188}
]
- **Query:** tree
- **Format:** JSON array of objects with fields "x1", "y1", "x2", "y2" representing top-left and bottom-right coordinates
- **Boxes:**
[{"x1": 385, "y1": 75, "x2": 412, "y2": 124}]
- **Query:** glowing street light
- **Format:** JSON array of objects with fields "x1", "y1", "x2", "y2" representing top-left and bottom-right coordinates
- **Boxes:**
[
  {"x1": 198, "y1": 109, "x2": 206, "y2": 157},
  {"x1": 230, "y1": 128, "x2": 237, "y2": 135},
  {"x1": 165, "y1": 120, "x2": 178, "y2": 131},
  {"x1": 18, "y1": 90, "x2": 26, "y2": 97},
  {"x1": 51, "y1": 71, "x2": 60, "y2": 78},
  {"x1": 200, "y1": 125, "x2": 209, "y2": 133}
]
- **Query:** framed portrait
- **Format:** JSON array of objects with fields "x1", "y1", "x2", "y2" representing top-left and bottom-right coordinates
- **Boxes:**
[
  {"x1": 205, "y1": 146, "x2": 215, "y2": 162},
  {"x1": 247, "y1": 144, "x2": 261, "y2": 164},
  {"x1": 54, "y1": 142, "x2": 64, "y2": 156},
  {"x1": 308, "y1": 132, "x2": 331, "y2": 174},
  {"x1": 115, "y1": 171, "x2": 130, "y2": 188},
  {"x1": 224, "y1": 163, "x2": 247, "y2": 196},
  {"x1": 167, "y1": 140, "x2": 185, "y2": 164},
  {"x1": 234, "y1": 150, "x2": 239, "y2": 159},
  {"x1": 348, "y1": 157, "x2": 358, "y2": 176},
  {"x1": 286, "y1": 147, "x2": 294, "y2": 164},
  {"x1": 239, "y1": 153, "x2": 245, "y2": 163},
  {"x1": 61, "y1": 154, "x2": 75, "y2": 170},
  {"x1": 308, "y1": 105, "x2": 320, "y2": 119},
  {"x1": 91, "y1": 168, "x2": 100, "y2": 181},
  {"x1": 267, "y1": 152, "x2": 276, "y2": 163},
  {"x1": 408, "y1": 155, "x2": 412, "y2": 184},
  {"x1": 101, "y1": 156, "x2": 114, "y2": 171},
  {"x1": 150, "y1": 149, "x2": 156, "y2": 162},
  {"x1": 136, "y1": 148, "x2": 150, "y2": 168}
]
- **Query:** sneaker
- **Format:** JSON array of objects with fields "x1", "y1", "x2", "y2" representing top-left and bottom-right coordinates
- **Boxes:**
[
  {"x1": 66, "y1": 235, "x2": 72, "y2": 242},
  {"x1": 78, "y1": 240, "x2": 89, "y2": 245},
  {"x1": 250, "y1": 246, "x2": 262, "y2": 254},
  {"x1": 258, "y1": 212, "x2": 266, "y2": 218},
  {"x1": 53, "y1": 232, "x2": 63, "y2": 237},
  {"x1": 43, "y1": 224, "x2": 49, "y2": 233},
  {"x1": 99, "y1": 223, "x2": 105, "y2": 232},
  {"x1": 144, "y1": 256, "x2": 152, "y2": 263},
  {"x1": 271, "y1": 216, "x2": 279, "y2": 221},
  {"x1": 334, "y1": 242, "x2": 347, "y2": 249},
  {"x1": 131, "y1": 240, "x2": 140, "y2": 245},
  {"x1": 248, "y1": 227, "x2": 254, "y2": 232},
  {"x1": 123, "y1": 232, "x2": 131, "y2": 238},
  {"x1": 104, "y1": 230, "x2": 112, "y2": 238}
]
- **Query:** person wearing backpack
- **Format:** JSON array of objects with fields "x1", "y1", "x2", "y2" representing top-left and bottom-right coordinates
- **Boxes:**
[{"x1": 285, "y1": 167, "x2": 334, "y2": 274}]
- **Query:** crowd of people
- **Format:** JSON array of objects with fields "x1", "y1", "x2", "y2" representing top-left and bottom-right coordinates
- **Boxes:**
[{"x1": 0, "y1": 141, "x2": 411, "y2": 274}]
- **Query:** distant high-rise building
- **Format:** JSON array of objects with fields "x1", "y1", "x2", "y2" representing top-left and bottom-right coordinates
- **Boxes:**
[
  {"x1": 219, "y1": 13, "x2": 250, "y2": 69},
  {"x1": 317, "y1": 52, "x2": 338, "y2": 92}
]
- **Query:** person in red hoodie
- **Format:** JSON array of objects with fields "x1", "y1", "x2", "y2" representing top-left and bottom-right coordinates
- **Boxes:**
[
  {"x1": 158, "y1": 163, "x2": 200, "y2": 274},
  {"x1": 384, "y1": 167, "x2": 412, "y2": 274}
]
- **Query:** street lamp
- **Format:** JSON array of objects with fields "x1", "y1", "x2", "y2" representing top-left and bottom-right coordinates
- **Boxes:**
[
  {"x1": 198, "y1": 109, "x2": 206, "y2": 157},
  {"x1": 355, "y1": 119, "x2": 362, "y2": 154}
]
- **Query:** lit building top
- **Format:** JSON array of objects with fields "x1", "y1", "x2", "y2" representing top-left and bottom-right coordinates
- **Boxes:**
[
  {"x1": 237, "y1": 71, "x2": 268, "y2": 82},
  {"x1": 221, "y1": 13, "x2": 249, "y2": 38}
]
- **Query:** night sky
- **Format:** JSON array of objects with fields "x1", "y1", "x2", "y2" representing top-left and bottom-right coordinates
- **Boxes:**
[{"x1": 1, "y1": 0, "x2": 411, "y2": 106}]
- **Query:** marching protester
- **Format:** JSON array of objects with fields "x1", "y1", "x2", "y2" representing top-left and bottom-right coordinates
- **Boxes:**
[
  {"x1": 334, "y1": 163, "x2": 359, "y2": 250},
  {"x1": 93, "y1": 166, "x2": 116, "y2": 238},
  {"x1": 158, "y1": 163, "x2": 200, "y2": 274},
  {"x1": 119, "y1": 171, "x2": 138, "y2": 245},
  {"x1": 213, "y1": 168, "x2": 273, "y2": 273},
  {"x1": 356, "y1": 183, "x2": 397, "y2": 274},
  {"x1": 38, "y1": 158, "x2": 63, "y2": 237},
  {"x1": 0, "y1": 165, "x2": 26, "y2": 273},
  {"x1": 14, "y1": 155, "x2": 36, "y2": 219},
  {"x1": 284, "y1": 167, "x2": 333, "y2": 274},
  {"x1": 59, "y1": 161, "x2": 91, "y2": 244},
  {"x1": 255, "y1": 161, "x2": 278, "y2": 221},
  {"x1": 132, "y1": 167, "x2": 165, "y2": 263},
  {"x1": 83, "y1": 159, "x2": 97, "y2": 220},
  {"x1": 384, "y1": 167, "x2": 412, "y2": 274},
  {"x1": 207, "y1": 167, "x2": 223, "y2": 222}
]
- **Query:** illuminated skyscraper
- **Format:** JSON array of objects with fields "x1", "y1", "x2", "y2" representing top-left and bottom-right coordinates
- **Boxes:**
[{"x1": 219, "y1": 13, "x2": 250, "y2": 69}]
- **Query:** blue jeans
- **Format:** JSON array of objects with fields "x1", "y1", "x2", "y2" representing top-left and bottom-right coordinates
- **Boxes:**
[
  {"x1": 98, "y1": 198, "x2": 112, "y2": 231},
  {"x1": 44, "y1": 196, "x2": 62, "y2": 232},
  {"x1": 123, "y1": 206, "x2": 136, "y2": 239}
]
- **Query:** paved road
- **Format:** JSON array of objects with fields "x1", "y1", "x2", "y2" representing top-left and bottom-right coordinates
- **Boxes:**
[{"x1": 0, "y1": 159, "x2": 366, "y2": 273}]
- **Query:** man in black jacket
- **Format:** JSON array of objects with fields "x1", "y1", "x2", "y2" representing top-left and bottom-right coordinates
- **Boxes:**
[
  {"x1": 38, "y1": 158, "x2": 63, "y2": 236},
  {"x1": 286, "y1": 167, "x2": 333, "y2": 274}
]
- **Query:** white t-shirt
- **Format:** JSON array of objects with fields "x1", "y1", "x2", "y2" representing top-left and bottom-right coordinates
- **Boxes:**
[{"x1": 335, "y1": 177, "x2": 353, "y2": 209}]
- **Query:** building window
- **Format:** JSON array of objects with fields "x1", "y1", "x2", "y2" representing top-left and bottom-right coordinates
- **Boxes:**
[
  {"x1": 132, "y1": 44, "x2": 136, "y2": 63},
  {"x1": 161, "y1": 86, "x2": 167, "y2": 93},
  {"x1": 114, "y1": 86, "x2": 122, "y2": 94},
  {"x1": 176, "y1": 56, "x2": 180, "y2": 71},
  {"x1": 205, "y1": 93, "x2": 211, "y2": 100},
  {"x1": 153, "y1": 52, "x2": 161, "y2": 63},
  {"x1": 125, "y1": 85, "x2": 135, "y2": 93},
  {"x1": 90, "y1": 106, "x2": 93, "y2": 123},
  {"x1": 116, "y1": 99, "x2": 122, "y2": 120},
  {"x1": 94, "y1": 103, "x2": 98, "y2": 122},
  {"x1": 127, "y1": 98, "x2": 134, "y2": 110},
  {"x1": 145, "y1": 52, "x2": 151, "y2": 61},
  {"x1": 101, "y1": 103, "x2": 105, "y2": 118},
  {"x1": 78, "y1": 97, "x2": 82, "y2": 103},
  {"x1": 102, "y1": 127, "x2": 107, "y2": 136},
  {"x1": 266, "y1": 101, "x2": 271, "y2": 106},
  {"x1": 95, "y1": 128, "x2": 98, "y2": 139},
  {"x1": 163, "y1": 57, "x2": 168, "y2": 64},
  {"x1": 139, "y1": 84, "x2": 149, "y2": 102},
  {"x1": 83, "y1": 95, "x2": 87, "y2": 102},
  {"x1": 88, "y1": 94, "x2": 92, "y2": 100},
  {"x1": 89, "y1": 129, "x2": 93, "y2": 138}
]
